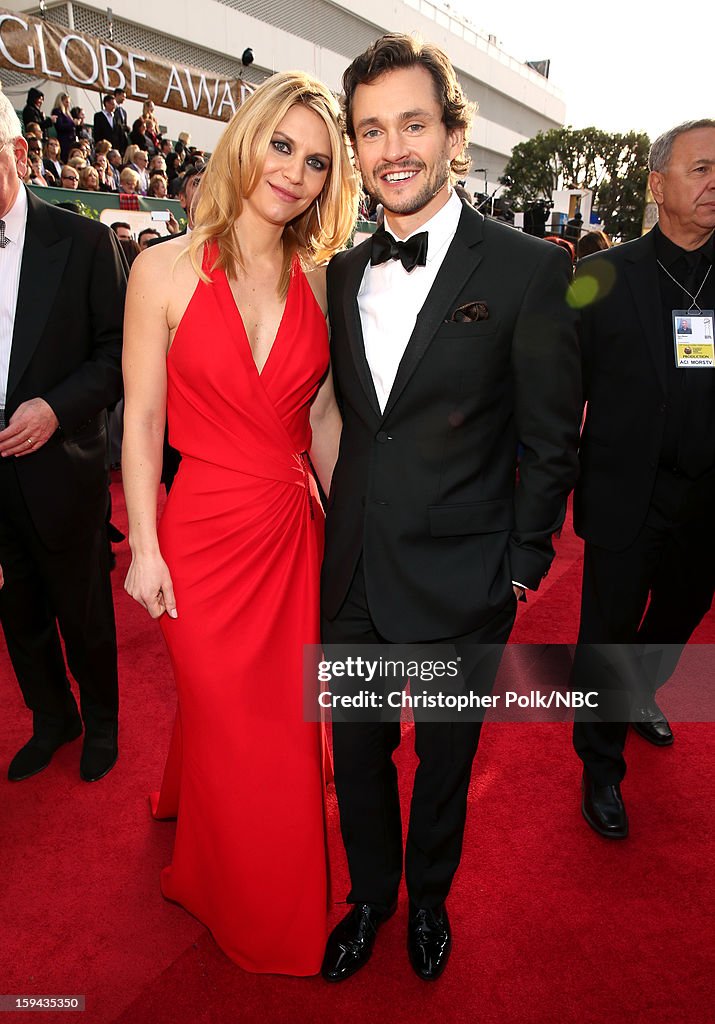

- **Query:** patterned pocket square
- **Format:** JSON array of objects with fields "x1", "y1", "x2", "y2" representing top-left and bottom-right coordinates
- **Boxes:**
[{"x1": 448, "y1": 301, "x2": 489, "y2": 323}]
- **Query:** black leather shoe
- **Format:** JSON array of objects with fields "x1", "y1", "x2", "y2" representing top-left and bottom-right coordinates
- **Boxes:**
[
  {"x1": 8, "y1": 720, "x2": 83, "y2": 782},
  {"x1": 632, "y1": 701, "x2": 674, "y2": 746},
  {"x1": 581, "y1": 772, "x2": 628, "y2": 839},
  {"x1": 407, "y1": 904, "x2": 451, "y2": 981},
  {"x1": 321, "y1": 902, "x2": 396, "y2": 982},
  {"x1": 80, "y1": 725, "x2": 118, "y2": 782}
]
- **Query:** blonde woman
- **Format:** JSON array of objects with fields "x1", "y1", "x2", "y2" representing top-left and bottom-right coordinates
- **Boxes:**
[
  {"x1": 175, "y1": 130, "x2": 190, "y2": 157},
  {"x1": 78, "y1": 165, "x2": 100, "y2": 191},
  {"x1": 51, "y1": 91, "x2": 75, "y2": 161},
  {"x1": 141, "y1": 100, "x2": 161, "y2": 150},
  {"x1": 122, "y1": 71, "x2": 358, "y2": 975},
  {"x1": 118, "y1": 166, "x2": 140, "y2": 194}
]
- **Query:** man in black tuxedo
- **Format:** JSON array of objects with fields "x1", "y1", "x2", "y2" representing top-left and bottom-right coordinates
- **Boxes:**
[
  {"x1": 112, "y1": 88, "x2": 131, "y2": 156},
  {"x1": 0, "y1": 92, "x2": 126, "y2": 783},
  {"x1": 320, "y1": 35, "x2": 581, "y2": 982},
  {"x1": 93, "y1": 94, "x2": 123, "y2": 152},
  {"x1": 572, "y1": 119, "x2": 715, "y2": 839}
]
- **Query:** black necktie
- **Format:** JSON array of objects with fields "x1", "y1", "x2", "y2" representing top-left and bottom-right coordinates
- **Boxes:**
[
  {"x1": 370, "y1": 228, "x2": 428, "y2": 272},
  {"x1": 0, "y1": 219, "x2": 8, "y2": 248}
]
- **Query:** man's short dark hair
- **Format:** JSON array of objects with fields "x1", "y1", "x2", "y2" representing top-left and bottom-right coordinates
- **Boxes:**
[
  {"x1": 103, "y1": 94, "x2": 114, "y2": 107},
  {"x1": 341, "y1": 33, "x2": 475, "y2": 177},
  {"x1": 110, "y1": 222, "x2": 131, "y2": 234},
  {"x1": 138, "y1": 228, "x2": 161, "y2": 243},
  {"x1": 113, "y1": 88, "x2": 125, "y2": 98}
]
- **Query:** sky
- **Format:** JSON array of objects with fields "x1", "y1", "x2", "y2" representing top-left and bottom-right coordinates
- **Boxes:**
[{"x1": 452, "y1": 0, "x2": 712, "y2": 142}]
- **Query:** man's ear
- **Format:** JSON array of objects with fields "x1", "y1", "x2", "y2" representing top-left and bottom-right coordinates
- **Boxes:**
[
  {"x1": 448, "y1": 127, "x2": 464, "y2": 163},
  {"x1": 649, "y1": 169, "x2": 664, "y2": 206},
  {"x1": 13, "y1": 137, "x2": 28, "y2": 180}
]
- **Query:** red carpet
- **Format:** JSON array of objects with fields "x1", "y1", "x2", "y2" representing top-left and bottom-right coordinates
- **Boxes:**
[{"x1": 1, "y1": 484, "x2": 713, "y2": 1024}]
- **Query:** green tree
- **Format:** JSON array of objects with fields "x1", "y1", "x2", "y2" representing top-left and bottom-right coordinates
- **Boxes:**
[{"x1": 500, "y1": 127, "x2": 651, "y2": 241}]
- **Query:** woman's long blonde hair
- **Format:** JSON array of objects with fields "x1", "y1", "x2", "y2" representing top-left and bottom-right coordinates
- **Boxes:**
[{"x1": 188, "y1": 71, "x2": 359, "y2": 297}]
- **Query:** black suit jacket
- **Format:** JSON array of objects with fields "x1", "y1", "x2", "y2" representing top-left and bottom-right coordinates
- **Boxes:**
[
  {"x1": 573, "y1": 230, "x2": 715, "y2": 551},
  {"x1": 93, "y1": 109, "x2": 124, "y2": 151},
  {"x1": 322, "y1": 201, "x2": 582, "y2": 641},
  {"x1": 5, "y1": 189, "x2": 126, "y2": 550}
]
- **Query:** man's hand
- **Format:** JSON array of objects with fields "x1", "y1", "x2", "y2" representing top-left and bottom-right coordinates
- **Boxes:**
[
  {"x1": 513, "y1": 584, "x2": 527, "y2": 603},
  {"x1": 0, "y1": 399, "x2": 59, "y2": 458},
  {"x1": 166, "y1": 213, "x2": 180, "y2": 235}
]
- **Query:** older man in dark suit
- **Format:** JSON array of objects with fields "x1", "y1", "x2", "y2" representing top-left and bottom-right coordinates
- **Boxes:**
[
  {"x1": 320, "y1": 35, "x2": 582, "y2": 983},
  {"x1": 572, "y1": 119, "x2": 715, "y2": 839},
  {"x1": 0, "y1": 90, "x2": 126, "y2": 783}
]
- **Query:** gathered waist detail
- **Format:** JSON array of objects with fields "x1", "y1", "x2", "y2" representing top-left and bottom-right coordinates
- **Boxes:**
[{"x1": 176, "y1": 448, "x2": 315, "y2": 487}]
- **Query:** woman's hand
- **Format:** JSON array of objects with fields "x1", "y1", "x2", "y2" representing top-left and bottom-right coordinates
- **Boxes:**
[{"x1": 124, "y1": 551, "x2": 178, "y2": 619}]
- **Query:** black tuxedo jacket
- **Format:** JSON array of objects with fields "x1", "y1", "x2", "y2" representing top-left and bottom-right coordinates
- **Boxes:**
[
  {"x1": 322, "y1": 201, "x2": 582, "y2": 641},
  {"x1": 5, "y1": 189, "x2": 126, "y2": 550},
  {"x1": 93, "y1": 109, "x2": 124, "y2": 151},
  {"x1": 574, "y1": 230, "x2": 715, "y2": 551}
]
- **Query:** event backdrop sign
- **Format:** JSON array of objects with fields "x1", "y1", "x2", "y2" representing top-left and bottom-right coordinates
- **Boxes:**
[{"x1": 0, "y1": 6, "x2": 253, "y2": 121}]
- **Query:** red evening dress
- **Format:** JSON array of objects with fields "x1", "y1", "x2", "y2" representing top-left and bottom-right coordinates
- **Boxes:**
[{"x1": 151, "y1": 244, "x2": 329, "y2": 975}]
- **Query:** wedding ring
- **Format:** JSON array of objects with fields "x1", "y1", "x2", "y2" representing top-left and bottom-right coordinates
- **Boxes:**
[{"x1": 26, "y1": 437, "x2": 34, "y2": 447}]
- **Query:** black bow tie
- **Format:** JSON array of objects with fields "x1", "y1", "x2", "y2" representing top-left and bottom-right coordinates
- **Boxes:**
[{"x1": 370, "y1": 228, "x2": 428, "y2": 272}]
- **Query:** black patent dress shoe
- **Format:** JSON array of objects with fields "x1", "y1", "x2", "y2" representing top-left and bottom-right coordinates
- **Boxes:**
[
  {"x1": 8, "y1": 719, "x2": 83, "y2": 782},
  {"x1": 581, "y1": 772, "x2": 628, "y2": 839},
  {"x1": 632, "y1": 701, "x2": 674, "y2": 746},
  {"x1": 80, "y1": 725, "x2": 118, "y2": 782},
  {"x1": 321, "y1": 902, "x2": 396, "y2": 982},
  {"x1": 407, "y1": 904, "x2": 451, "y2": 981}
]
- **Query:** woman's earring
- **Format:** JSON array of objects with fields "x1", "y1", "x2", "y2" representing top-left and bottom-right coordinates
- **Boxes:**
[{"x1": 315, "y1": 198, "x2": 322, "y2": 232}]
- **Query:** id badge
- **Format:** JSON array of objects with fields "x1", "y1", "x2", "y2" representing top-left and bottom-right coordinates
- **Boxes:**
[{"x1": 672, "y1": 310, "x2": 715, "y2": 368}]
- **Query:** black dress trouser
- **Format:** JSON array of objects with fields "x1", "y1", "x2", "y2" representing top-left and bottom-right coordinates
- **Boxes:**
[
  {"x1": 573, "y1": 468, "x2": 715, "y2": 784},
  {"x1": 322, "y1": 556, "x2": 515, "y2": 912},
  {"x1": 0, "y1": 457, "x2": 118, "y2": 739}
]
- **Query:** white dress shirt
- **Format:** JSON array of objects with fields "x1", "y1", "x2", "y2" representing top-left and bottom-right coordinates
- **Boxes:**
[
  {"x1": 0, "y1": 184, "x2": 28, "y2": 412},
  {"x1": 359, "y1": 188, "x2": 463, "y2": 412}
]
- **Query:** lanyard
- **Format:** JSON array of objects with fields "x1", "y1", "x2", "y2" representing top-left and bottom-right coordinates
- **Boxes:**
[{"x1": 657, "y1": 259, "x2": 712, "y2": 313}]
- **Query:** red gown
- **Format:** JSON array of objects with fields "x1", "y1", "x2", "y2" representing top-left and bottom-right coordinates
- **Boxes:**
[{"x1": 151, "y1": 245, "x2": 329, "y2": 975}]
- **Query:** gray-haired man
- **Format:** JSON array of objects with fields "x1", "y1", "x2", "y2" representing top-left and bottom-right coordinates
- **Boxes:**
[{"x1": 572, "y1": 119, "x2": 715, "y2": 838}]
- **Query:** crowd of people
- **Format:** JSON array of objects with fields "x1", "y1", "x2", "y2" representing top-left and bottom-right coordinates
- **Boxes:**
[
  {"x1": 1, "y1": 32, "x2": 714, "y2": 992},
  {"x1": 19, "y1": 85, "x2": 202, "y2": 201}
]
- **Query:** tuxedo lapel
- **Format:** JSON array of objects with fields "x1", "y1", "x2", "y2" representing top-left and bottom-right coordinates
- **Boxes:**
[
  {"x1": 624, "y1": 231, "x2": 667, "y2": 394},
  {"x1": 7, "y1": 190, "x2": 72, "y2": 402},
  {"x1": 339, "y1": 239, "x2": 381, "y2": 416},
  {"x1": 381, "y1": 203, "x2": 484, "y2": 421}
]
